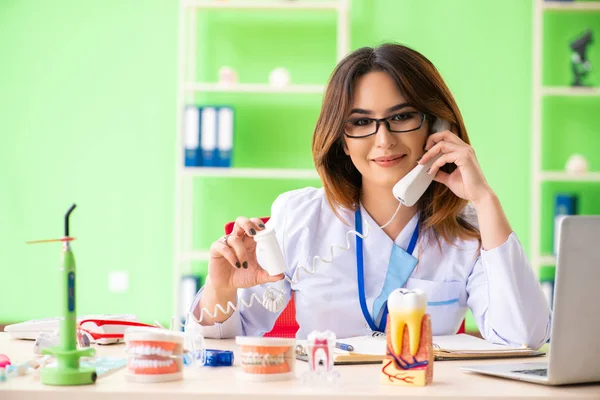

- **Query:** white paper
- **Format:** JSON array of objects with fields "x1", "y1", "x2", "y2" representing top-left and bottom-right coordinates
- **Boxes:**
[{"x1": 297, "y1": 334, "x2": 529, "y2": 357}]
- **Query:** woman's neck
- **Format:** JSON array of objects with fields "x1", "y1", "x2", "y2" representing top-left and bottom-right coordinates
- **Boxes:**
[{"x1": 360, "y1": 183, "x2": 417, "y2": 241}]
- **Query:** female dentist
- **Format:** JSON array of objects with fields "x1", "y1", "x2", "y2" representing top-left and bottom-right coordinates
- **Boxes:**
[{"x1": 189, "y1": 43, "x2": 551, "y2": 349}]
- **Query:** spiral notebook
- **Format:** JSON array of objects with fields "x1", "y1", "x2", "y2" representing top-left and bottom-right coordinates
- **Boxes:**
[{"x1": 296, "y1": 334, "x2": 545, "y2": 364}]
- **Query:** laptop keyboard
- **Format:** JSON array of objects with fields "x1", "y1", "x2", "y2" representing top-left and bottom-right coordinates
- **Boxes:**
[{"x1": 512, "y1": 368, "x2": 548, "y2": 377}]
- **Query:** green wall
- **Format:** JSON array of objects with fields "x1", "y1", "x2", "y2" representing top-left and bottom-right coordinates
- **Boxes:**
[
  {"x1": 2, "y1": 1, "x2": 597, "y2": 330},
  {"x1": 0, "y1": 0, "x2": 178, "y2": 323}
]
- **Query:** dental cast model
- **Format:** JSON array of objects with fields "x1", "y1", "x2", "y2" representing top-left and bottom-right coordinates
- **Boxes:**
[
  {"x1": 235, "y1": 337, "x2": 296, "y2": 381},
  {"x1": 124, "y1": 327, "x2": 184, "y2": 383},
  {"x1": 381, "y1": 288, "x2": 433, "y2": 387}
]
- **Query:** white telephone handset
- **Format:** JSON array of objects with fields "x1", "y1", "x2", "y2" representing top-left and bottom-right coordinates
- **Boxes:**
[{"x1": 392, "y1": 118, "x2": 451, "y2": 207}]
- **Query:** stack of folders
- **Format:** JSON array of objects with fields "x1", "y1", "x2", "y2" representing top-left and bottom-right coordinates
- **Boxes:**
[
  {"x1": 184, "y1": 105, "x2": 234, "y2": 167},
  {"x1": 296, "y1": 334, "x2": 545, "y2": 365}
]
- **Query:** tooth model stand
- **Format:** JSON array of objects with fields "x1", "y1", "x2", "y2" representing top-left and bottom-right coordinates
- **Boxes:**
[{"x1": 380, "y1": 288, "x2": 433, "y2": 387}]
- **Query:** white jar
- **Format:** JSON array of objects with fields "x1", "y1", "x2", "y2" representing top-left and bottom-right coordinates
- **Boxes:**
[{"x1": 254, "y1": 228, "x2": 287, "y2": 276}]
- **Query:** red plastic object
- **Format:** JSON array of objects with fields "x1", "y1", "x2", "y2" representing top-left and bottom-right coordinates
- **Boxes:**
[
  {"x1": 78, "y1": 319, "x2": 156, "y2": 340},
  {"x1": 0, "y1": 354, "x2": 10, "y2": 368},
  {"x1": 223, "y1": 217, "x2": 270, "y2": 237},
  {"x1": 457, "y1": 319, "x2": 465, "y2": 334}
]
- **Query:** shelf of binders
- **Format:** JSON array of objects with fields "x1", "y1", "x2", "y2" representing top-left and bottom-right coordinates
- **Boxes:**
[
  {"x1": 183, "y1": 0, "x2": 341, "y2": 11},
  {"x1": 543, "y1": 1, "x2": 600, "y2": 11},
  {"x1": 182, "y1": 105, "x2": 320, "y2": 177},
  {"x1": 183, "y1": 88, "x2": 324, "y2": 174}
]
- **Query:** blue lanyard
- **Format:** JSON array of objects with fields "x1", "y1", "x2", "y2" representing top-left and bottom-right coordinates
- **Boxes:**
[{"x1": 355, "y1": 208, "x2": 419, "y2": 333}]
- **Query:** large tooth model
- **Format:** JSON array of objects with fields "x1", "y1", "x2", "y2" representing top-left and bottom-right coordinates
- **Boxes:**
[{"x1": 380, "y1": 288, "x2": 433, "y2": 386}]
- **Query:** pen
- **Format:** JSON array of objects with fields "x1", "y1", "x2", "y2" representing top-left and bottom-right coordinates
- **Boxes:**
[{"x1": 335, "y1": 342, "x2": 354, "y2": 352}]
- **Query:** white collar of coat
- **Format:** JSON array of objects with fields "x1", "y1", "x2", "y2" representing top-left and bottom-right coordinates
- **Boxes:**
[{"x1": 358, "y1": 203, "x2": 420, "y2": 252}]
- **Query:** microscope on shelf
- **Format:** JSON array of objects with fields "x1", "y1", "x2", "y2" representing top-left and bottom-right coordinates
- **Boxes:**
[{"x1": 570, "y1": 29, "x2": 593, "y2": 87}]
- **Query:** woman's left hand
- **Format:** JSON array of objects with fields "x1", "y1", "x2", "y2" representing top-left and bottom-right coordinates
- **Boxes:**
[{"x1": 418, "y1": 129, "x2": 493, "y2": 204}]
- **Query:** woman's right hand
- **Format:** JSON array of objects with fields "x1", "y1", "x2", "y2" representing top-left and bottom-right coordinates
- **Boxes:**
[{"x1": 208, "y1": 217, "x2": 285, "y2": 291}]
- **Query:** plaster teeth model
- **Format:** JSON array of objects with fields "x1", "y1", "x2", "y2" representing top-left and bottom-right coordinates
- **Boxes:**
[
  {"x1": 236, "y1": 337, "x2": 296, "y2": 382},
  {"x1": 124, "y1": 327, "x2": 184, "y2": 383}
]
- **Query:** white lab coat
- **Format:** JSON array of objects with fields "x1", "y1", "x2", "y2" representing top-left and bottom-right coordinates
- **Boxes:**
[{"x1": 189, "y1": 187, "x2": 551, "y2": 349}]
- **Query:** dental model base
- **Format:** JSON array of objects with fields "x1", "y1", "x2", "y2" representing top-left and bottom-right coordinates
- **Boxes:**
[
  {"x1": 380, "y1": 288, "x2": 433, "y2": 387},
  {"x1": 236, "y1": 337, "x2": 296, "y2": 381},
  {"x1": 301, "y1": 330, "x2": 339, "y2": 385},
  {"x1": 124, "y1": 327, "x2": 184, "y2": 383},
  {"x1": 392, "y1": 118, "x2": 451, "y2": 207},
  {"x1": 27, "y1": 204, "x2": 97, "y2": 386}
]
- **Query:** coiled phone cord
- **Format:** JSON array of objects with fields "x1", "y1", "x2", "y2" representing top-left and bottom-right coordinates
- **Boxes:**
[{"x1": 184, "y1": 202, "x2": 402, "y2": 328}]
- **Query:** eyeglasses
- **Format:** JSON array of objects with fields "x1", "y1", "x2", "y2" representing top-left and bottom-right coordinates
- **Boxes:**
[{"x1": 343, "y1": 111, "x2": 427, "y2": 138}]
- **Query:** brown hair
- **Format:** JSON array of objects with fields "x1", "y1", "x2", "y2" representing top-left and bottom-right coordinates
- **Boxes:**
[{"x1": 312, "y1": 43, "x2": 480, "y2": 246}]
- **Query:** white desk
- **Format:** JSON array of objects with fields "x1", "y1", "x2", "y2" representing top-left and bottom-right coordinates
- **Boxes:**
[{"x1": 0, "y1": 333, "x2": 599, "y2": 399}]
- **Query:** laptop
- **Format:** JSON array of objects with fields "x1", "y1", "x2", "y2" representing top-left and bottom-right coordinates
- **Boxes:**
[{"x1": 462, "y1": 216, "x2": 600, "y2": 385}]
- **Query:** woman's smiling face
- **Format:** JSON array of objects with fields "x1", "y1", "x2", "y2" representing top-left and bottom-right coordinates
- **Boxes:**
[{"x1": 343, "y1": 71, "x2": 429, "y2": 190}]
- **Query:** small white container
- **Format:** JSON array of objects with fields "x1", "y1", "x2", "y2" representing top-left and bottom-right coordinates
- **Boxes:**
[
  {"x1": 565, "y1": 154, "x2": 588, "y2": 174},
  {"x1": 268, "y1": 67, "x2": 290, "y2": 87},
  {"x1": 254, "y1": 227, "x2": 287, "y2": 276}
]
